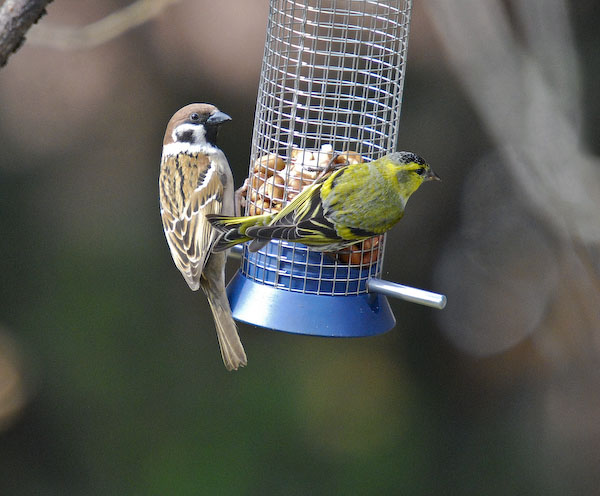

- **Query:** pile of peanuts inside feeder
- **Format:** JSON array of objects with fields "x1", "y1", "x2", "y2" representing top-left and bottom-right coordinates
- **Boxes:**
[{"x1": 240, "y1": 144, "x2": 382, "y2": 265}]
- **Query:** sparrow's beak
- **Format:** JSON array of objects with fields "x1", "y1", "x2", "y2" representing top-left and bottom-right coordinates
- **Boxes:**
[{"x1": 207, "y1": 111, "x2": 232, "y2": 125}]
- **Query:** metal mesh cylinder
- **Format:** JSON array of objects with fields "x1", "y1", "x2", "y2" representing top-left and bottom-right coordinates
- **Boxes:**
[
  {"x1": 229, "y1": 0, "x2": 413, "y2": 335},
  {"x1": 252, "y1": 0, "x2": 411, "y2": 161}
]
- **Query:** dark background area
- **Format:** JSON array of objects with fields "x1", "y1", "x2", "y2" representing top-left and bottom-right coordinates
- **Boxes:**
[{"x1": 0, "y1": 1, "x2": 599, "y2": 494}]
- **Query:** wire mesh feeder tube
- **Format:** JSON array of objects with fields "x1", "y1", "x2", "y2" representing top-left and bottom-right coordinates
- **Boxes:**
[{"x1": 228, "y1": 0, "x2": 420, "y2": 336}]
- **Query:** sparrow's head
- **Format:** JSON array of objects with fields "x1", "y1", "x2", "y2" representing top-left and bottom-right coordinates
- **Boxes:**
[{"x1": 163, "y1": 103, "x2": 231, "y2": 148}]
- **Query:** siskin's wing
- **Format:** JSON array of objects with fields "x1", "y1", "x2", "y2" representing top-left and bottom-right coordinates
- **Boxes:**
[
  {"x1": 246, "y1": 175, "x2": 342, "y2": 245},
  {"x1": 159, "y1": 153, "x2": 224, "y2": 290}
]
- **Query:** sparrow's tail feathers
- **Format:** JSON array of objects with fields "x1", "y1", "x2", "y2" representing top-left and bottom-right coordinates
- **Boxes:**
[
  {"x1": 206, "y1": 213, "x2": 272, "y2": 252},
  {"x1": 211, "y1": 299, "x2": 247, "y2": 371},
  {"x1": 200, "y1": 254, "x2": 247, "y2": 371}
]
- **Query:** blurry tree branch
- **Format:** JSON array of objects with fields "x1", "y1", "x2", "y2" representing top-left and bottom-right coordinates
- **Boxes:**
[
  {"x1": 0, "y1": 0, "x2": 52, "y2": 67},
  {"x1": 430, "y1": 0, "x2": 600, "y2": 360},
  {"x1": 26, "y1": 0, "x2": 183, "y2": 50},
  {"x1": 423, "y1": 0, "x2": 600, "y2": 244}
]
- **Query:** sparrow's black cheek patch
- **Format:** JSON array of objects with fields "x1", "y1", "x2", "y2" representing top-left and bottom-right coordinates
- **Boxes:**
[{"x1": 176, "y1": 129, "x2": 194, "y2": 142}]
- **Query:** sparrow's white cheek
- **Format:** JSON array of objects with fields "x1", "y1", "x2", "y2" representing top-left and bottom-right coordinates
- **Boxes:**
[{"x1": 172, "y1": 123, "x2": 206, "y2": 144}]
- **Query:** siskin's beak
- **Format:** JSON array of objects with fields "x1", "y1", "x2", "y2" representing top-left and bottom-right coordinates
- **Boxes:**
[
  {"x1": 207, "y1": 111, "x2": 232, "y2": 125},
  {"x1": 426, "y1": 168, "x2": 441, "y2": 181}
]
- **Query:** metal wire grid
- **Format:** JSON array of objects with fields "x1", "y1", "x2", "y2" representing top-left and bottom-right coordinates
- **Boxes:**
[
  {"x1": 241, "y1": 236, "x2": 385, "y2": 295},
  {"x1": 241, "y1": 0, "x2": 412, "y2": 297}
]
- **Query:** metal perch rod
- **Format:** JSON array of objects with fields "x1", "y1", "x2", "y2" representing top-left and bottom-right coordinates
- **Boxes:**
[{"x1": 367, "y1": 278, "x2": 447, "y2": 309}]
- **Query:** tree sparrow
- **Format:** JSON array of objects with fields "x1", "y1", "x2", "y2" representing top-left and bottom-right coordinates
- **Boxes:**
[{"x1": 159, "y1": 103, "x2": 247, "y2": 371}]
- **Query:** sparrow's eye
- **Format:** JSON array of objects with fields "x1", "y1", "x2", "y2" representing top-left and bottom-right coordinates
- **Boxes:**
[
  {"x1": 415, "y1": 167, "x2": 425, "y2": 175},
  {"x1": 190, "y1": 113, "x2": 200, "y2": 121}
]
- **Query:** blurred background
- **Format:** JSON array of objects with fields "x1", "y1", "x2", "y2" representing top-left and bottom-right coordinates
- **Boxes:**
[{"x1": 0, "y1": 0, "x2": 599, "y2": 494}]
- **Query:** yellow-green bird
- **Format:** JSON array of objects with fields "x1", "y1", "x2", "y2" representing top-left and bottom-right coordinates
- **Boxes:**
[{"x1": 207, "y1": 151, "x2": 439, "y2": 253}]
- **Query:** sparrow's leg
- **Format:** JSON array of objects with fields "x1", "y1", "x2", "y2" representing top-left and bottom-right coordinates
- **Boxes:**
[{"x1": 234, "y1": 178, "x2": 249, "y2": 216}]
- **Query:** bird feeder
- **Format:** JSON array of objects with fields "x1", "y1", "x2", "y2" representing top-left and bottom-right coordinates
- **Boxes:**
[{"x1": 227, "y1": 0, "x2": 446, "y2": 336}]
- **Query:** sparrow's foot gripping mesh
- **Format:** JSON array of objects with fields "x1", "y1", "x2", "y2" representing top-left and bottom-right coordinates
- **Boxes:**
[{"x1": 241, "y1": 0, "x2": 412, "y2": 297}]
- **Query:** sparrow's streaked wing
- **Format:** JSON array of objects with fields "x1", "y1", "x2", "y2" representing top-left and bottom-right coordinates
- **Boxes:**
[{"x1": 159, "y1": 152, "x2": 223, "y2": 290}]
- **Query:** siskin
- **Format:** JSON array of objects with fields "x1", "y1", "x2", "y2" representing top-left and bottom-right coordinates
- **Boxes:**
[{"x1": 207, "y1": 151, "x2": 439, "y2": 253}]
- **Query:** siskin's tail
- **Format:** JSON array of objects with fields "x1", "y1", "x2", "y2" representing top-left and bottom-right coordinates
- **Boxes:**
[
  {"x1": 200, "y1": 252, "x2": 247, "y2": 371},
  {"x1": 207, "y1": 213, "x2": 272, "y2": 252}
]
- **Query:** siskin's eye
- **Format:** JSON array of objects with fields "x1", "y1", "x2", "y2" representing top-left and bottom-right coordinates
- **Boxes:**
[
  {"x1": 415, "y1": 167, "x2": 425, "y2": 175},
  {"x1": 190, "y1": 113, "x2": 200, "y2": 121}
]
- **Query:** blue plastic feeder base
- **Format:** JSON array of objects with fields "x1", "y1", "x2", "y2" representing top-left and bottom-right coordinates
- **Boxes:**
[{"x1": 227, "y1": 271, "x2": 396, "y2": 337}]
